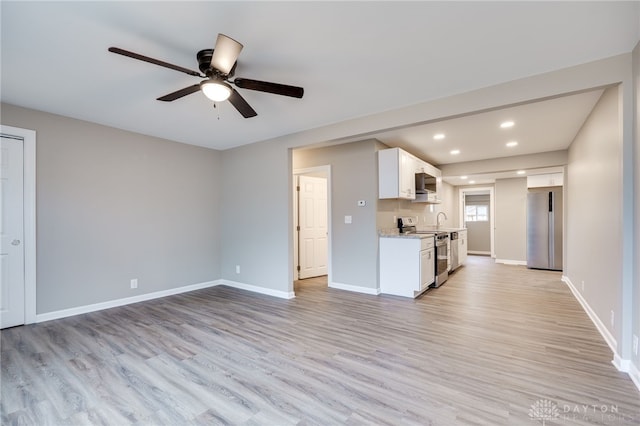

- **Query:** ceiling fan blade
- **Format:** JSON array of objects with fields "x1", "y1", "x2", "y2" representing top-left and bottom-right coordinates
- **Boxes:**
[
  {"x1": 210, "y1": 34, "x2": 243, "y2": 75},
  {"x1": 157, "y1": 84, "x2": 201, "y2": 102},
  {"x1": 108, "y1": 47, "x2": 202, "y2": 77},
  {"x1": 233, "y1": 78, "x2": 304, "y2": 98},
  {"x1": 228, "y1": 88, "x2": 257, "y2": 118}
]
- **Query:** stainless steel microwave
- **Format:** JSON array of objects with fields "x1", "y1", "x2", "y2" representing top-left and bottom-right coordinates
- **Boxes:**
[{"x1": 415, "y1": 172, "x2": 437, "y2": 194}]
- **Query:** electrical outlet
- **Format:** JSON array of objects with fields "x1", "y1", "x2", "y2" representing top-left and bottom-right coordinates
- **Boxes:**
[
  {"x1": 633, "y1": 335, "x2": 639, "y2": 356},
  {"x1": 345, "y1": 215, "x2": 352, "y2": 224},
  {"x1": 610, "y1": 310, "x2": 615, "y2": 328},
  {"x1": 130, "y1": 279, "x2": 138, "y2": 289},
  {"x1": 235, "y1": 265, "x2": 241, "y2": 274}
]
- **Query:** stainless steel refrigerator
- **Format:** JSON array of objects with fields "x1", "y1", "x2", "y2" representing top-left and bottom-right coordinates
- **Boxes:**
[{"x1": 527, "y1": 188, "x2": 563, "y2": 270}]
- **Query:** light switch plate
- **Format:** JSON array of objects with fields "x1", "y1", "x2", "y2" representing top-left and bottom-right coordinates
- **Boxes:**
[{"x1": 345, "y1": 215, "x2": 352, "y2": 224}]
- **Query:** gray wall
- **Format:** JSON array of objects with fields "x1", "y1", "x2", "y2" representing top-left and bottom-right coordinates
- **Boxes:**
[
  {"x1": 633, "y1": 35, "x2": 640, "y2": 378},
  {"x1": 1, "y1": 103, "x2": 221, "y2": 314},
  {"x1": 465, "y1": 194, "x2": 491, "y2": 253},
  {"x1": 293, "y1": 140, "x2": 379, "y2": 290},
  {"x1": 219, "y1": 140, "x2": 292, "y2": 293},
  {"x1": 566, "y1": 87, "x2": 622, "y2": 346},
  {"x1": 494, "y1": 178, "x2": 527, "y2": 262}
]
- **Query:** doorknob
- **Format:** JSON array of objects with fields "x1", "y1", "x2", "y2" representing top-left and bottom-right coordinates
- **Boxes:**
[{"x1": 11, "y1": 239, "x2": 20, "y2": 246}]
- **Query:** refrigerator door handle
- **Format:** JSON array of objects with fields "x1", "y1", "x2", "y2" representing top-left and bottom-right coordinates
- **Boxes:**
[
  {"x1": 548, "y1": 191, "x2": 555, "y2": 268},
  {"x1": 548, "y1": 211, "x2": 554, "y2": 268}
]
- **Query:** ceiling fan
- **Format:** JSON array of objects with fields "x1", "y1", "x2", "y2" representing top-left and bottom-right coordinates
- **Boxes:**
[{"x1": 108, "y1": 34, "x2": 304, "y2": 118}]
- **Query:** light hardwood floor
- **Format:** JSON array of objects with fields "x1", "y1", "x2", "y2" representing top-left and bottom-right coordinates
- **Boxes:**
[{"x1": 2, "y1": 256, "x2": 639, "y2": 425}]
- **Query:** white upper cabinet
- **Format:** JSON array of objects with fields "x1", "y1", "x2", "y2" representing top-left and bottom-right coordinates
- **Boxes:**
[
  {"x1": 378, "y1": 148, "x2": 416, "y2": 200},
  {"x1": 527, "y1": 172, "x2": 564, "y2": 188},
  {"x1": 378, "y1": 147, "x2": 442, "y2": 202}
]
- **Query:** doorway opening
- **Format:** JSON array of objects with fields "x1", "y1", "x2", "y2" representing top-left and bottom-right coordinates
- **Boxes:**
[
  {"x1": 292, "y1": 166, "x2": 331, "y2": 294},
  {"x1": 459, "y1": 186, "x2": 495, "y2": 258},
  {"x1": 1, "y1": 125, "x2": 36, "y2": 328}
]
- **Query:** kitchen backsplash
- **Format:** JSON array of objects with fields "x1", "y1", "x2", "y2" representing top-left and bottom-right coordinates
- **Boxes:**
[
  {"x1": 377, "y1": 199, "x2": 447, "y2": 232},
  {"x1": 376, "y1": 181, "x2": 456, "y2": 232}
]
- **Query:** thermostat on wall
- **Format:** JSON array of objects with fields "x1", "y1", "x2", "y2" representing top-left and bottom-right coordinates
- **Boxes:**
[{"x1": 357, "y1": 200, "x2": 366, "y2": 207}]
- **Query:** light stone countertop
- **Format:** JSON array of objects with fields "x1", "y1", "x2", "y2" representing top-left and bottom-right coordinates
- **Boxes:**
[
  {"x1": 417, "y1": 226, "x2": 467, "y2": 232},
  {"x1": 378, "y1": 226, "x2": 467, "y2": 239},
  {"x1": 378, "y1": 230, "x2": 435, "y2": 239}
]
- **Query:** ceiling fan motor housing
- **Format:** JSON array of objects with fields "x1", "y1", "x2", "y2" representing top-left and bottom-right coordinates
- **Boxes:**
[{"x1": 197, "y1": 49, "x2": 236, "y2": 78}]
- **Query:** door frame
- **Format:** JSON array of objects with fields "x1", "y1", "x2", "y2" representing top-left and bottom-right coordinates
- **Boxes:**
[
  {"x1": 1, "y1": 125, "x2": 36, "y2": 324},
  {"x1": 458, "y1": 186, "x2": 495, "y2": 258},
  {"x1": 292, "y1": 166, "x2": 332, "y2": 287}
]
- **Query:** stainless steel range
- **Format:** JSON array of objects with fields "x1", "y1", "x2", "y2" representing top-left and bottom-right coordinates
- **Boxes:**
[
  {"x1": 430, "y1": 232, "x2": 449, "y2": 287},
  {"x1": 397, "y1": 217, "x2": 449, "y2": 288}
]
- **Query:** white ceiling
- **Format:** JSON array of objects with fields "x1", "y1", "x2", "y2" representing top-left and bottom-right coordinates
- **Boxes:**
[
  {"x1": 374, "y1": 89, "x2": 604, "y2": 166},
  {"x1": 375, "y1": 88, "x2": 604, "y2": 184},
  {"x1": 2, "y1": 2, "x2": 638, "y2": 166}
]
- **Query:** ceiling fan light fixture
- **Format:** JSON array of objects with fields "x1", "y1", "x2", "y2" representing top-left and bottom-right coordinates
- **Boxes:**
[{"x1": 201, "y1": 79, "x2": 232, "y2": 102}]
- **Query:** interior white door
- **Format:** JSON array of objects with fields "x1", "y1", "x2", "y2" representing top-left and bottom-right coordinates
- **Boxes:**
[
  {"x1": 298, "y1": 175, "x2": 328, "y2": 279},
  {"x1": 1, "y1": 136, "x2": 25, "y2": 328}
]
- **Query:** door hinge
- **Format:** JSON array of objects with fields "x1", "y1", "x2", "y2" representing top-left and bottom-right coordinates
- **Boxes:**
[
  {"x1": 296, "y1": 185, "x2": 300, "y2": 191},
  {"x1": 296, "y1": 225, "x2": 300, "y2": 231},
  {"x1": 297, "y1": 265, "x2": 300, "y2": 271}
]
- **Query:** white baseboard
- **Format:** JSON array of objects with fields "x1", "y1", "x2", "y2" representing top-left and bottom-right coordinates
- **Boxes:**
[
  {"x1": 613, "y1": 353, "x2": 631, "y2": 372},
  {"x1": 561, "y1": 275, "x2": 623, "y2": 361},
  {"x1": 329, "y1": 281, "x2": 381, "y2": 295},
  {"x1": 221, "y1": 279, "x2": 295, "y2": 299},
  {"x1": 561, "y1": 276, "x2": 640, "y2": 392},
  {"x1": 495, "y1": 259, "x2": 527, "y2": 266},
  {"x1": 36, "y1": 280, "x2": 222, "y2": 323},
  {"x1": 468, "y1": 250, "x2": 491, "y2": 255},
  {"x1": 629, "y1": 361, "x2": 640, "y2": 392}
]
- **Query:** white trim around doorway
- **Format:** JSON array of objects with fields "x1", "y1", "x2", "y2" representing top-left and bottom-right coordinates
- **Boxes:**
[
  {"x1": 458, "y1": 186, "x2": 495, "y2": 258},
  {"x1": 1, "y1": 125, "x2": 37, "y2": 324},
  {"x1": 292, "y1": 165, "x2": 332, "y2": 292}
]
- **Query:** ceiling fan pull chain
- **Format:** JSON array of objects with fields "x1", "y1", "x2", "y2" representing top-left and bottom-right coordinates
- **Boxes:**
[{"x1": 213, "y1": 102, "x2": 220, "y2": 120}]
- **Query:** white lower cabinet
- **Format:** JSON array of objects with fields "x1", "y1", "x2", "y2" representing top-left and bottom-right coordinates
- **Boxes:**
[
  {"x1": 458, "y1": 229, "x2": 468, "y2": 266},
  {"x1": 379, "y1": 236, "x2": 435, "y2": 298}
]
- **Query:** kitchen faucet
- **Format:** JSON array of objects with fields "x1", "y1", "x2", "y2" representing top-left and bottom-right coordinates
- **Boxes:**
[{"x1": 436, "y1": 211, "x2": 448, "y2": 226}]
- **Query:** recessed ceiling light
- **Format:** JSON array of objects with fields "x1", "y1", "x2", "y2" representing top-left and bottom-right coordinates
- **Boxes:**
[
  {"x1": 469, "y1": 180, "x2": 476, "y2": 184},
  {"x1": 461, "y1": 176, "x2": 468, "y2": 180},
  {"x1": 433, "y1": 133, "x2": 445, "y2": 140},
  {"x1": 500, "y1": 121, "x2": 515, "y2": 128},
  {"x1": 506, "y1": 141, "x2": 518, "y2": 147},
  {"x1": 517, "y1": 170, "x2": 526, "y2": 175},
  {"x1": 450, "y1": 149, "x2": 460, "y2": 155}
]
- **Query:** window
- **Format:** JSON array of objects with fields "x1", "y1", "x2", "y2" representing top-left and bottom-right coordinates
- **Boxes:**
[{"x1": 465, "y1": 204, "x2": 488, "y2": 222}]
